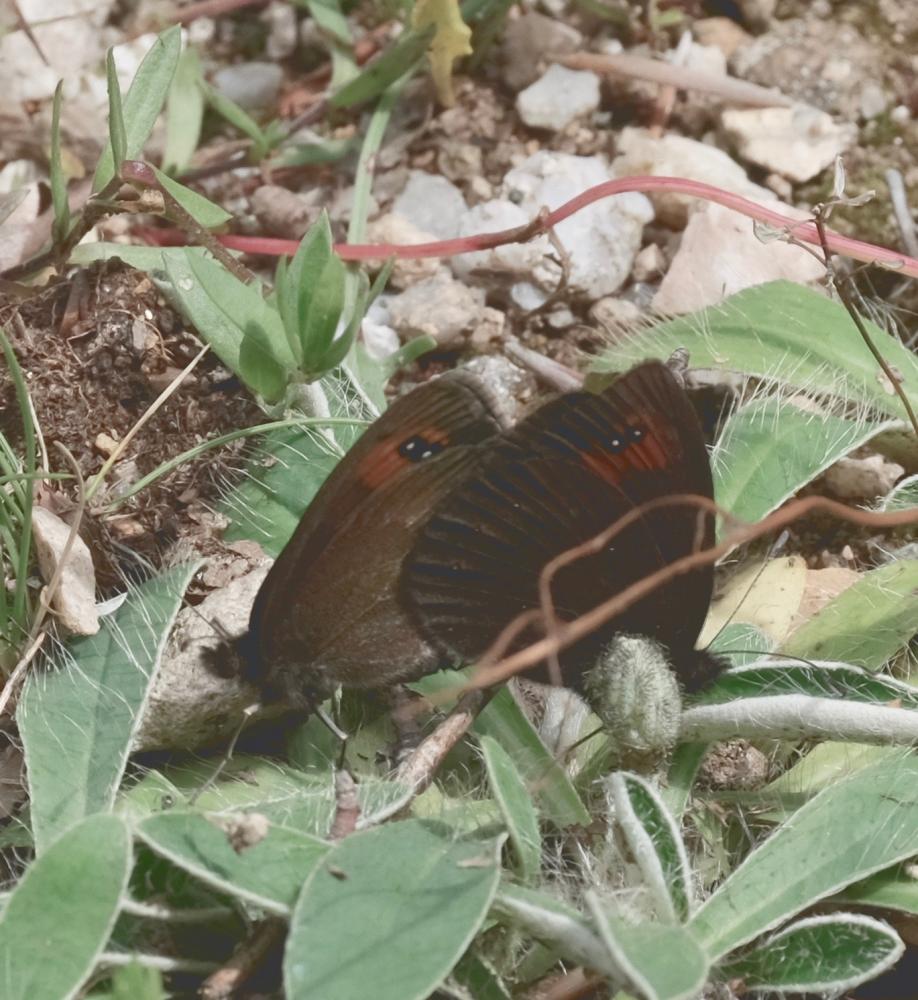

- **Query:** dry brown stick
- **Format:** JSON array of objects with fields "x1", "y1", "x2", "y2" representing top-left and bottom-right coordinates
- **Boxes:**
[
  {"x1": 395, "y1": 691, "x2": 486, "y2": 795},
  {"x1": 563, "y1": 51, "x2": 794, "y2": 108},
  {"x1": 199, "y1": 917, "x2": 286, "y2": 1000},
  {"x1": 812, "y1": 208, "x2": 918, "y2": 438},
  {"x1": 329, "y1": 769, "x2": 361, "y2": 841}
]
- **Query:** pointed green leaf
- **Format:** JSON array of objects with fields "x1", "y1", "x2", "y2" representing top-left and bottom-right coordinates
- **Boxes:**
[
  {"x1": 20, "y1": 564, "x2": 198, "y2": 853},
  {"x1": 0, "y1": 815, "x2": 131, "y2": 1000}
]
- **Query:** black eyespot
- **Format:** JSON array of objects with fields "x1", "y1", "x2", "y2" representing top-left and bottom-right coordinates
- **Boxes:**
[{"x1": 398, "y1": 435, "x2": 445, "y2": 462}]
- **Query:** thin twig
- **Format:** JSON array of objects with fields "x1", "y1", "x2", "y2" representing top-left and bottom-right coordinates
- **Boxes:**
[
  {"x1": 394, "y1": 691, "x2": 487, "y2": 797},
  {"x1": 504, "y1": 342, "x2": 583, "y2": 392},
  {"x1": 813, "y1": 207, "x2": 918, "y2": 437},
  {"x1": 884, "y1": 168, "x2": 918, "y2": 259},
  {"x1": 329, "y1": 769, "x2": 361, "y2": 840},
  {"x1": 562, "y1": 51, "x2": 794, "y2": 108},
  {"x1": 199, "y1": 918, "x2": 286, "y2": 1000}
]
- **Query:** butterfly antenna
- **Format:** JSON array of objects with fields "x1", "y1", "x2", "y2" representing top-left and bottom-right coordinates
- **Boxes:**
[
  {"x1": 704, "y1": 529, "x2": 791, "y2": 653},
  {"x1": 188, "y1": 703, "x2": 259, "y2": 807}
]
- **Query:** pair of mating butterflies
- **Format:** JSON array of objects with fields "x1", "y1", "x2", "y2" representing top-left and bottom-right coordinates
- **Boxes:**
[{"x1": 237, "y1": 358, "x2": 721, "y2": 708}]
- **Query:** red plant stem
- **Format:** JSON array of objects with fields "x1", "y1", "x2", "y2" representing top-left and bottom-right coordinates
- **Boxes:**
[{"x1": 209, "y1": 177, "x2": 918, "y2": 280}]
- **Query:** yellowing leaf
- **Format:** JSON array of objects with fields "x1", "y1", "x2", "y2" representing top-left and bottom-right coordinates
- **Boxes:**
[{"x1": 412, "y1": 0, "x2": 472, "y2": 107}]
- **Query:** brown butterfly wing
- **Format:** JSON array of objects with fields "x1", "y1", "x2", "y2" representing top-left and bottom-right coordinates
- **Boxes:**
[
  {"x1": 401, "y1": 361, "x2": 715, "y2": 692},
  {"x1": 246, "y1": 374, "x2": 505, "y2": 704}
]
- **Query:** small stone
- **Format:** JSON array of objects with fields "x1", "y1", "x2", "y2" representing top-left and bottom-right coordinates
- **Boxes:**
[
  {"x1": 462, "y1": 354, "x2": 535, "y2": 423},
  {"x1": 632, "y1": 243, "x2": 666, "y2": 283},
  {"x1": 94, "y1": 432, "x2": 119, "y2": 457},
  {"x1": 437, "y1": 140, "x2": 483, "y2": 184},
  {"x1": 891, "y1": 104, "x2": 911, "y2": 124},
  {"x1": 546, "y1": 306, "x2": 577, "y2": 329},
  {"x1": 212, "y1": 62, "x2": 283, "y2": 111},
  {"x1": 613, "y1": 127, "x2": 771, "y2": 228},
  {"x1": 721, "y1": 104, "x2": 856, "y2": 183},
  {"x1": 692, "y1": 17, "x2": 753, "y2": 59},
  {"x1": 590, "y1": 297, "x2": 643, "y2": 337},
  {"x1": 393, "y1": 170, "x2": 468, "y2": 240},
  {"x1": 502, "y1": 10, "x2": 583, "y2": 90},
  {"x1": 859, "y1": 82, "x2": 888, "y2": 120},
  {"x1": 365, "y1": 213, "x2": 442, "y2": 289},
  {"x1": 469, "y1": 306, "x2": 506, "y2": 348},
  {"x1": 516, "y1": 65, "x2": 601, "y2": 131},
  {"x1": 251, "y1": 185, "x2": 320, "y2": 239},
  {"x1": 652, "y1": 200, "x2": 825, "y2": 314},
  {"x1": 387, "y1": 269, "x2": 485, "y2": 347},
  {"x1": 451, "y1": 198, "x2": 548, "y2": 283},
  {"x1": 823, "y1": 455, "x2": 904, "y2": 502},
  {"x1": 263, "y1": 1, "x2": 298, "y2": 60},
  {"x1": 502, "y1": 150, "x2": 653, "y2": 300},
  {"x1": 31, "y1": 507, "x2": 99, "y2": 636}
]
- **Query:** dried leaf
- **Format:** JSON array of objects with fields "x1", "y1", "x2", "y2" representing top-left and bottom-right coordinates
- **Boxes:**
[{"x1": 411, "y1": 0, "x2": 472, "y2": 106}]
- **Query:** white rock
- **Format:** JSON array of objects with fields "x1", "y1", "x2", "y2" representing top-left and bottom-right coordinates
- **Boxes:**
[
  {"x1": 632, "y1": 243, "x2": 666, "y2": 282},
  {"x1": 462, "y1": 354, "x2": 535, "y2": 423},
  {"x1": 0, "y1": 0, "x2": 111, "y2": 102},
  {"x1": 213, "y1": 61, "x2": 283, "y2": 111},
  {"x1": 393, "y1": 171, "x2": 468, "y2": 240},
  {"x1": 590, "y1": 296, "x2": 643, "y2": 335},
  {"x1": 502, "y1": 10, "x2": 583, "y2": 90},
  {"x1": 263, "y1": 1, "x2": 298, "y2": 60},
  {"x1": 387, "y1": 269, "x2": 485, "y2": 346},
  {"x1": 721, "y1": 105, "x2": 856, "y2": 183},
  {"x1": 824, "y1": 455, "x2": 904, "y2": 501},
  {"x1": 859, "y1": 82, "x2": 888, "y2": 120},
  {"x1": 502, "y1": 151, "x2": 654, "y2": 301},
  {"x1": 613, "y1": 127, "x2": 773, "y2": 228},
  {"x1": 136, "y1": 566, "x2": 281, "y2": 752},
  {"x1": 516, "y1": 64, "x2": 601, "y2": 131},
  {"x1": 651, "y1": 200, "x2": 825, "y2": 314},
  {"x1": 450, "y1": 198, "x2": 549, "y2": 283},
  {"x1": 31, "y1": 507, "x2": 99, "y2": 636},
  {"x1": 365, "y1": 213, "x2": 442, "y2": 289}
]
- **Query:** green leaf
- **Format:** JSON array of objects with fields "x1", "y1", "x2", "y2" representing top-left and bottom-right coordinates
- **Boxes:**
[
  {"x1": 699, "y1": 659, "x2": 918, "y2": 707},
  {"x1": 0, "y1": 815, "x2": 131, "y2": 1000},
  {"x1": 105, "y1": 48, "x2": 128, "y2": 170},
  {"x1": 162, "y1": 250, "x2": 290, "y2": 402},
  {"x1": 837, "y1": 864, "x2": 918, "y2": 917},
  {"x1": 202, "y1": 82, "x2": 269, "y2": 157},
  {"x1": 137, "y1": 811, "x2": 329, "y2": 914},
  {"x1": 151, "y1": 165, "x2": 231, "y2": 228},
  {"x1": 588, "y1": 901, "x2": 709, "y2": 1000},
  {"x1": 221, "y1": 373, "x2": 368, "y2": 553},
  {"x1": 20, "y1": 564, "x2": 198, "y2": 854},
  {"x1": 610, "y1": 773, "x2": 692, "y2": 921},
  {"x1": 451, "y1": 950, "x2": 511, "y2": 1000},
  {"x1": 94, "y1": 26, "x2": 182, "y2": 191},
  {"x1": 713, "y1": 399, "x2": 892, "y2": 530},
  {"x1": 121, "y1": 756, "x2": 408, "y2": 837},
  {"x1": 105, "y1": 962, "x2": 166, "y2": 1000},
  {"x1": 722, "y1": 914, "x2": 903, "y2": 993},
  {"x1": 49, "y1": 80, "x2": 70, "y2": 245},
  {"x1": 689, "y1": 754, "x2": 918, "y2": 960},
  {"x1": 284, "y1": 820, "x2": 503, "y2": 1000},
  {"x1": 783, "y1": 560, "x2": 918, "y2": 668},
  {"x1": 278, "y1": 213, "x2": 347, "y2": 371},
  {"x1": 881, "y1": 472, "x2": 918, "y2": 511},
  {"x1": 331, "y1": 26, "x2": 434, "y2": 107},
  {"x1": 479, "y1": 735, "x2": 541, "y2": 882},
  {"x1": 163, "y1": 45, "x2": 203, "y2": 174},
  {"x1": 591, "y1": 281, "x2": 918, "y2": 423}
]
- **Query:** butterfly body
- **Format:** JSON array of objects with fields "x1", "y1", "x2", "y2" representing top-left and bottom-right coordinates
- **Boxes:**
[{"x1": 240, "y1": 360, "x2": 720, "y2": 709}]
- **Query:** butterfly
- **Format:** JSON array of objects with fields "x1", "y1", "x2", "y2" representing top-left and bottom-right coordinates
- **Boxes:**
[{"x1": 237, "y1": 358, "x2": 721, "y2": 709}]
